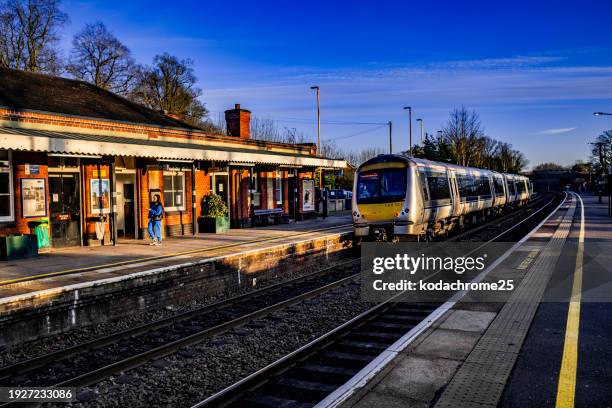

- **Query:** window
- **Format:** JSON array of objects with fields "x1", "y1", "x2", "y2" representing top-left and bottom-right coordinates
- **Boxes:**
[
  {"x1": 507, "y1": 178, "x2": 516, "y2": 195},
  {"x1": 163, "y1": 171, "x2": 185, "y2": 211},
  {"x1": 493, "y1": 176, "x2": 505, "y2": 197},
  {"x1": 456, "y1": 173, "x2": 474, "y2": 202},
  {"x1": 0, "y1": 150, "x2": 14, "y2": 222},
  {"x1": 516, "y1": 179, "x2": 527, "y2": 194},
  {"x1": 419, "y1": 168, "x2": 451, "y2": 204},
  {"x1": 251, "y1": 172, "x2": 259, "y2": 192},
  {"x1": 275, "y1": 171, "x2": 283, "y2": 205},
  {"x1": 357, "y1": 168, "x2": 407, "y2": 204},
  {"x1": 474, "y1": 175, "x2": 492, "y2": 198},
  {"x1": 456, "y1": 173, "x2": 491, "y2": 201}
]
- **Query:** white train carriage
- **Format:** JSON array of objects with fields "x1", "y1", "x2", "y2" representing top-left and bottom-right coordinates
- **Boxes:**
[{"x1": 352, "y1": 154, "x2": 529, "y2": 240}]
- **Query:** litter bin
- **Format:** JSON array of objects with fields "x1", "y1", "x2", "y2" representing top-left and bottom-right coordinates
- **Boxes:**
[{"x1": 28, "y1": 219, "x2": 50, "y2": 249}]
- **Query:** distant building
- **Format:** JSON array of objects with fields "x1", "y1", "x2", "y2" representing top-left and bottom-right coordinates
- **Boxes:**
[{"x1": 0, "y1": 68, "x2": 345, "y2": 248}]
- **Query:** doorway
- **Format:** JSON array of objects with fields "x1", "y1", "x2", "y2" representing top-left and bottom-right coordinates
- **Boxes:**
[
  {"x1": 49, "y1": 172, "x2": 81, "y2": 248},
  {"x1": 213, "y1": 173, "x2": 229, "y2": 206},
  {"x1": 116, "y1": 172, "x2": 137, "y2": 239}
]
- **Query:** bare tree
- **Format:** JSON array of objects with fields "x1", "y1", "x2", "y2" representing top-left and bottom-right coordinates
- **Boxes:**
[
  {"x1": 0, "y1": 0, "x2": 67, "y2": 73},
  {"x1": 250, "y1": 116, "x2": 307, "y2": 143},
  {"x1": 129, "y1": 53, "x2": 208, "y2": 127},
  {"x1": 66, "y1": 22, "x2": 139, "y2": 94},
  {"x1": 442, "y1": 106, "x2": 486, "y2": 167},
  {"x1": 590, "y1": 130, "x2": 612, "y2": 174}
]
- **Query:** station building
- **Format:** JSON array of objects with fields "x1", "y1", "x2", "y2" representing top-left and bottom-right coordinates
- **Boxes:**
[{"x1": 0, "y1": 68, "x2": 345, "y2": 249}]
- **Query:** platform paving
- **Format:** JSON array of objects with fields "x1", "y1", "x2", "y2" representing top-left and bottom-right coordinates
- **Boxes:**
[
  {"x1": 339, "y1": 193, "x2": 612, "y2": 408},
  {"x1": 0, "y1": 215, "x2": 351, "y2": 300}
]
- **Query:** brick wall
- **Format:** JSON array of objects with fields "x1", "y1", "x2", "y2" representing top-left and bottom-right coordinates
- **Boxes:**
[
  {"x1": 0, "y1": 108, "x2": 315, "y2": 156},
  {"x1": 6, "y1": 155, "x2": 50, "y2": 236},
  {"x1": 137, "y1": 167, "x2": 196, "y2": 238}
]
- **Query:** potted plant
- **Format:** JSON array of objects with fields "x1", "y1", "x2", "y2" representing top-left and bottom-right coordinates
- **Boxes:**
[{"x1": 198, "y1": 193, "x2": 230, "y2": 233}]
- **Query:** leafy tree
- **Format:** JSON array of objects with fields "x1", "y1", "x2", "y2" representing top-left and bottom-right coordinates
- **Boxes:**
[
  {"x1": 67, "y1": 22, "x2": 139, "y2": 95},
  {"x1": 129, "y1": 53, "x2": 208, "y2": 127},
  {"x1": 0, "y1": 0, "x2": 68, "y2": 73}
]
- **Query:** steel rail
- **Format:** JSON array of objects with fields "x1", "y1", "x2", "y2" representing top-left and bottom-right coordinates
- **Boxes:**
[
  {"x1": 0, "y1": 258, "x2": 359, "y2": 384},
  {"x1": 194, "y1": 193, "x2": 561, "y2": 408},
  {"x1": 52, "y1": 272, "x2": 360, "y2": 389}
]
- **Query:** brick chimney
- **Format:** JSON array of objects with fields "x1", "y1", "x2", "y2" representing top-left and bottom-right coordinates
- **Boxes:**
[{"x1": 225, "y1": 103, "x2": 251, "y2": 139}]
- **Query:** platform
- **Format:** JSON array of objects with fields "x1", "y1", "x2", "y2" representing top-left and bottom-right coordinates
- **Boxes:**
[
  {"x1": 328, "y1": 193, "x2": 612, "y2": 408},
  {"x1": 0, "y1": 215, "x2": 352, "y2": 347}
]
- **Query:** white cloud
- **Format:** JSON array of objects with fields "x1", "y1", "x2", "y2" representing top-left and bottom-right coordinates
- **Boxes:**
[{"x1": 537, "y1": 127, "x2": 578, "y2": 135}]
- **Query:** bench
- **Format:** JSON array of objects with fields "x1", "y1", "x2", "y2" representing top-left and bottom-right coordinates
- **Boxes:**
[{"x1": 253, "y1": 208, "x2": 290, "y2": 226}]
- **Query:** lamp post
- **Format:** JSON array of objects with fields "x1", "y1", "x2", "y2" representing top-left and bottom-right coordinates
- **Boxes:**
[
  {"x1": 416, "y1": 118, "x2": 424, "y2": 144},
  {"x1": 388, "y1": 121, "x2": 393, "y2": 154},
  {"x1": 403, "y1": 106, "x2": 412, "y2": 156},
  {"x1": 310, "y1": 85, "x2": 323, "y2": 193},
  {"x1": 310, "y1": 86, "x2": 321, "y2": 157}
]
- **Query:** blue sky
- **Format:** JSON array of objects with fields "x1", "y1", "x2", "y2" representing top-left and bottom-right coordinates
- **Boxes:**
[{"x1": 61, "y1": 0, "x2": 612, "y2": 168}]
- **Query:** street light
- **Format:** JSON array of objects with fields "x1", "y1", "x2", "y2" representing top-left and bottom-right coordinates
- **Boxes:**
[
  {"x1": 416, "y1": 118, "x2": 424, "y2": 144},
  {"x1": 403, "y1": 106, "x2": 412, "y2": 156},
  {"x1": 310, "y1": 85, "x2": 322, "y2": 191},
  {"x1": 594, "y1": 112, "x2": 612, "y2": 116},
  {"x1": 310, "y1": 86, "x2": 321, "y2": 157}
]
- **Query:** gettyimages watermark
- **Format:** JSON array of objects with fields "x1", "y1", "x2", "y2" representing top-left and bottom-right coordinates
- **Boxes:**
[{"x1": 360, "y1": 242, "x2": 612, "y2": 303}]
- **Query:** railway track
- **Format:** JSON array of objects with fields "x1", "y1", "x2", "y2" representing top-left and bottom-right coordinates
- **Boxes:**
[
  {"x1": 193, "y1": 193, "x2": 561, "y2": 408},
  {"x1": 0, "y1": 258, "x2": 360, "y2": 395},
  {"x1": 448, "y1": 192, "x2": 559, "y2": 242}
]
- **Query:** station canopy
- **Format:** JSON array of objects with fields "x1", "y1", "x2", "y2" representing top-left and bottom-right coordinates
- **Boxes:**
[{"x1": 0, "y1": 126, "x2": 346, "y2": 169}]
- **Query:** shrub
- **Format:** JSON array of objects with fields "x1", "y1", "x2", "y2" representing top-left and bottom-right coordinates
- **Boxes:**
[{"x1": 200, "y1": 193, "x2": 228, "y2": 218}]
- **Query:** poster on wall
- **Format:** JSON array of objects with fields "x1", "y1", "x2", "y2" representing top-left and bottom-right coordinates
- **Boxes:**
[
  {"x1": 21, "y1": 178, "x2": 47, "y2": 218},
  {"x1": 90, "y1": 179, "x2": 111, "y2": 214},
  {"x1": 302, "y1": 179, "x2": 315, "y2": 212}
]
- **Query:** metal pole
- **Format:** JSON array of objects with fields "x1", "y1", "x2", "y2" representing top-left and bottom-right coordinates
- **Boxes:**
[
  {"x1": 311, "y1": 85, "x2": 322, "y2": 189},
  {"x1": 316, "y1": 88, "x2": 321, "y2": 157},
  {"x1": 409, "y1": 107, "x2": 412, "y2": 156},
  {"x1": 109, "y1": 159, "x2": 117, "y2": 246},
  {"x1": 389, "y1": 121, "x2": 393, "y2": 154},
  {"x1": 404, "y1": 106, "x2": 412, "y2": 156},
  {"x1": 419, "y1": 119, "x2": 424, "y2": 144},
  {"x1": 191, "y1": 162, "x2": 197, "y2": 235},
  {"x1": 249, "y1": 166, "x2": 254, "y2": 227}
]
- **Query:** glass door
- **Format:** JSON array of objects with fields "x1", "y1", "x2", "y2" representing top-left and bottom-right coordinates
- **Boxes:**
[{"x1": 49, "y1": 173, "x2": 81, "y2": 247}]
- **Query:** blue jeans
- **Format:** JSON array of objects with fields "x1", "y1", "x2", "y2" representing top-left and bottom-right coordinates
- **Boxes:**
[{"x1": 148, "y1": 220, "x2": 162, "y2": 241}]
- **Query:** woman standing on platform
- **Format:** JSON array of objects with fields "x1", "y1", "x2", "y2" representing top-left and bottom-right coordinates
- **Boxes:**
[{"x1": 148, "y1": 194, "x2": 164, "y2": 245}]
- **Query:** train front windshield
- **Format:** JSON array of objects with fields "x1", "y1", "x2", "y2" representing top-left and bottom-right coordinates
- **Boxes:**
[{"x1": 357, "y1": 168, "x2": 407, "y2": 204}]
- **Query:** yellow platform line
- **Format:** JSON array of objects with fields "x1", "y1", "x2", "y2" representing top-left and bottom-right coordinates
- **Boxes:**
[
  {"x1": 556, "y1": 193, "x2": 585, "y2": 408},
  {"x1": 0, "y1": 224, "x2": 352, "y2": 287}
]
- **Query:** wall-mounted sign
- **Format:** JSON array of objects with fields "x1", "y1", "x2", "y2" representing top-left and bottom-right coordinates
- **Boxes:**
[
  {"x1": 90, "y1": 178, "x2": 111, "y2": 214},
  {"x1": 302, "y1": 179, "x2": 315, "y2": 212},
  {"x1": 21, "y1": 178, "x2": 47, "y2": 218},
  {"x1": 24, "y1": 164, "x2": 40, "y2": 175},
  {"x1": 92, "y1": 169, "x2": 108, "y2": 178}
]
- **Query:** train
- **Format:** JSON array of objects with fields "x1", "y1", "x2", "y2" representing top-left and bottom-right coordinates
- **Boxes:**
[{"x1": 351, "y1": 154, "x2": 531, "y2": 241}]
